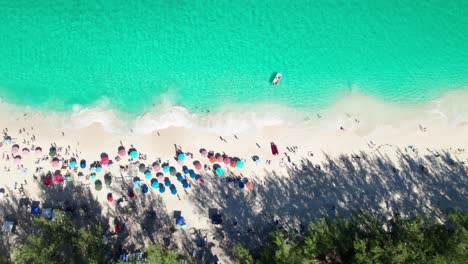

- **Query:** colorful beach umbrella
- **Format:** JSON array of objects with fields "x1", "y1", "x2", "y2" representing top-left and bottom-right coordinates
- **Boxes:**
[
  {"x1": 96, "y1": 166, "x2": 102, "y2": 173},
  {"x1": 230, "y1": 160, "x2": 237, "y2": 168},
  {"x1": 69, "y1": 159, "x2": 77, "y2": 168},
  {"x1": 223, "y1": 157, "x2": 231, "y2": 165},
  {"x1": 194, "y1": 163, "x2": 202, "y2": 170},
  {"x1": 176, "y1": 174, "x2": 184, "y2": 182},
  {"x1": 177, "y1": 153, "x2": 186, "y2": 161},
  {"x1": 44, "y1": 176, "x2": 52, "y2": 186},
  {"x1": 159, "y1": 186, "x2": 166, "y2": 193},
  {"x1": 80, "y1": 159, "x2": 86, "y2": 169},
  {"x1": 21, "y1": 148, "x2": 30, "y2": 156},
  {"x1": 182, "y1": 166, "x2": 189, "y2": 174},
  {"x1": 189, "y1": 170, "x2": 196, "y2": 179},
  {"x1": 209, "y1": 156, "x2": 216, "y2": 163},
  {"x1": 176, "y1": 216, "x2": 185, "y2": 226},
  {"x1": 49, "y1": 147, "x2": 57, "y2": 157},
  {"x1": 52, "y1": 157, "x2": 60, "y2": 167},
  {"x1": 157, "y1": 172, "x2": 165, "y2": 183},
  {"x1": 199, "y1": 148, "x2": 208, "y2": 157},
  {"x1": 128, "y1": 190, "x2": 135, "y2": 198},
  {"x1": 14, "y1": 155, "x2": 21, "y2": 163},
  {"x1": 236, "y1": 160, "x2": 244, "y2": 169},
  {"x1": 152, "y1": 162, "x2": 161, "y2": 171},
  {"x1": 107, "y1": 193, "x2": 113, "y2": 202},
  {"x1": 134, "y1": 180, "x2": 141, "y2": 189},
  {"x1": 53, "y1": 174, "x2": 63, "y2": 184},
  {"x1": 164, "y1": 178, "x2": 171, "y2": 187},
  {"x1": 145, "y1": 171, "x2": 152, "y2": 180},
  {"x1": 245, "y1": 181, "x2": 253, "y2": 190},
  {"x1": 142, "y1": 185, "x2": 149, "y2": 194},
  {"x1": 169, "y1": 167, "x2": 177, "y2": 176},
  {"x1": 151, "y1": 179, "x2": 159, "y2": 189},
  {"x1": 100, "y1": 153, "x2": 109, "y2": 165},
  {"x1": 170, "y1": 188, "x2": 177, "y2": 195},
  {"x1": 35, "y1": 147, "x2": 42, "y2": 155},
  {"x1": 129, "y1": 148, "x2": 138, "y2": 159},
  {"x1": 118, "y1": 146, "x2": 126, "y2": 156},
  {"x1": 162, "y1": 164, "x2": 170, "y2": 173},
  {"x1": 216, "y1": 153, "x2": 223, "y2": 162},
  {"x1": 238, "y1": 181, "x2": 245, "y2": 188},
  {"x1": 139, "y1": 164, "x2": 146, "y2": 173},
  {"x1": 90, "y1": 173, "x2": 97, "y2": 181},
  {"x1": 182, "y1": 180, "x2": 189, "y2": 189},
  {"x1": 215, "y1": 167, "x2": 224, "y2": 176},
  {"x1": 11, "y1": 144, "x2": 19, "y2": 154}
]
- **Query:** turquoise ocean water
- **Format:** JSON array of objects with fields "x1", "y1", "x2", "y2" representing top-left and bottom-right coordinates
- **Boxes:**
[{"x1": 0, "y1": 0, "x2": 467, "y2": 114}]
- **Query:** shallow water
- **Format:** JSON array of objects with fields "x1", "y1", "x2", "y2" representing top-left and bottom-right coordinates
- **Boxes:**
[{"x1": 0, "y1": 0, "x2": 467, "y2": 114}]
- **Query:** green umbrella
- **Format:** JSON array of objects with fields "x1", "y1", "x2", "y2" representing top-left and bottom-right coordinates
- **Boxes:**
[{"x1": 95, "y1": 180, "x2": 102, "y2": 191}]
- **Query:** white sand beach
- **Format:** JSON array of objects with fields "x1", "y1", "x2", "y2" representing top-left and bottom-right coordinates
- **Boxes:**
[{"x1": 1, "y1": 90, "x2": 468, "y2": 262}]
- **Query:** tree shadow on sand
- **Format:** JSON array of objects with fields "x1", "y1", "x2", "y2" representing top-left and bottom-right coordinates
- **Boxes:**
[{"x1": 188, "y1": 148, "x2": 468, "y2": 256}]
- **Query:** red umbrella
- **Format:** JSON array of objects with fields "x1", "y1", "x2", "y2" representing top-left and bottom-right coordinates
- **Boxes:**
[
  {"x1": 215, "y1": 153, "x2": 222, "y2": 162},
  {"x1": 53, "y1": 174, "x2": 63, "y2": 184},
  {"x1": 223, "y1": 157, "x2": 231, "y2": 165},
  {"x1": 246, "y1": 181, "x2": 253, "y2": 190},
  {"x1": 209, "y1": 156, "x2": 216, "y2": 163},
  {"x1": 230, "y1": 160, "x2": 237, "y2": 168},
  {"x1": 194, "y1": 163, "x2": 202, "y2": 170},
  {"x1": 44, "y1": 177, "x2": 52, "y2": 186},
  {"x1": 107, "y1": 193, "x2": 113, "y2": 202},
  {"x1": 128, "y1": 190, "x2": 135, "y2": 199}
]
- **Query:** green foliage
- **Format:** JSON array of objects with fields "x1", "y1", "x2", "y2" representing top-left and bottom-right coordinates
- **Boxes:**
[
  {"x1": 142, "y1": 244, "x2": 179, "y2": 264},
  {"x1": 233, "y1": 243, "x2": 254, "y2": 264},
  {"x1": 250, "y1": 210, "x2": 468, "y2": 264},
  {"x1": 12, "y1": 211, "x2": 106, "y2": 264}
]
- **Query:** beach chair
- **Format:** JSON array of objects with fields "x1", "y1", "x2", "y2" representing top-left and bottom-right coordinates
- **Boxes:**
[{"x1": 1, "y1": 221, "x2": 15, "y2": 232}]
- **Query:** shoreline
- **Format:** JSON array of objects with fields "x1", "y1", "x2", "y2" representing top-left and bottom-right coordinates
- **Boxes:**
[{"x1": 1, "y1": 89, "x2": 468, "y2": 262}]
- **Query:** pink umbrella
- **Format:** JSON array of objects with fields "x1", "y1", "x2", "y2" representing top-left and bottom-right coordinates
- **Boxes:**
[
  {"x1": 223, "y1": 157, "x2": 231, "y2": 165},
  {"x1": 157, "y1": 174, "x2": 165, "y2": 183},
  {"x1": 245, "y1": 181, "x2": 253, "y2": 190},
  {"x1": 177, "y1": 160, "x2": 184, "y2": 166},
  {"x1": 52, "y1": 158, "x2": 60, "y2": 167},
  {"x1": 118, "y1": 146, "x2": 126, "y2": 156},
  {"x1": 14, "y1": 155, "x2": 22, "y2": 163},
  {"x1": 153, "y1": 163, "x2": 161, "y2": 171},
  {"x1": 194, "y1": 163, "x2": 202, "y2": 170},
  {"x1": 35, "y1": 147, "x2": 42, "y2": 155},
  {"x1": 215, "y1": 153, "x2": 223, "y2": 162},
  {"x1": 44, "y1": 177, "x2": 52, "y2": 186},
  {"x1": 53, "y1": 174, "x2": 63, "y2": 184},
  {"x1": 101, "y1": 156, "x2": 109, "y2": 165},
  {"x1": 11, "y1": 144, "x2": 19, "y2": 154},
  {"x1": 201, "y1": 150, "x2": 208, "y2": 157},
  {"x1": 22, "y1": 148, "x2": 30, "y2": 156}
]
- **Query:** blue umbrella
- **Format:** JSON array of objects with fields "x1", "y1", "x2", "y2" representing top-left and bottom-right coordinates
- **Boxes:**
[
  {"x1": 142, "y1": 185, "x2": 149, "y2": 194},
  {"x1": 96, "y1": 167, "x2": 102, "y2": 173},
  {"x1": 236, "y1": 160, "x2": 244, "y2": 169},
  {"x1": 90, "y1": 173, "x2": 97, "y2": 181},
  {"x1": 171, "y1": 188, "x2": 177, "y2": 195},
  {"x1": 177, "y1": 174, "x2": 184, "y2": 182},
  {"x1": 151, "y1": 181, "x2": 159, "y2": 189},
  {"x1": 164, "y1": 179, "x2": 171, "y2": 187},
  {"x1": 182, "y1": 166, "x2": 189, "y2": 174},
  {"x1": 69, "y1": 160, "x2": 76, "y2": 169},
  {"x1": 129, "y1": 150, "x2": 138, "y2": 159},
  {"x1": 31, "y1": 206, "x2": 40, "y2": 215},
  {"x1": 176, "y1": 216, "x2": 185, "y2": 225},
  {"x1": 215, "y1": 167, "x2": 224, "y2": 176},
  {"x1": 159, "y1": 186, "x2": 165, "y2": 193},
  {"x1": 238, "y1": 181, "x2": 245, "y2": 188},
  {"x1": 145, "y1": 171, "x2": 152, "y2": 180},
  {"x1": 182, "y1": 181, "x2": 189, "y2": 189},
  {"x1": 163, "y1": 165, "x2": 170, "y2": 173},
  {"x1": 134, "y1": 180, "x2": 141, "y2": 189},
  {"x1": 189, "y1": 170, "x2": 196, "y2": 179},
  {"x1": 80, "y1": 159, "x2": 86, "y2": 169},
  {"x1": 177, "y1": 153, "x2": 185, "y2": 161}
]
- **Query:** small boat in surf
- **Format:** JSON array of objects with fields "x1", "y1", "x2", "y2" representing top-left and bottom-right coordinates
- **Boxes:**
[{"x1": 272, "y1": 73, "x2": 282, "y2": 85}]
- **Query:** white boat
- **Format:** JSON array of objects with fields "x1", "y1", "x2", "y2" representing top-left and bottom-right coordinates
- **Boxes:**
[{"x1": 272, "y1": 73, "x2": 282, "y2": 85}]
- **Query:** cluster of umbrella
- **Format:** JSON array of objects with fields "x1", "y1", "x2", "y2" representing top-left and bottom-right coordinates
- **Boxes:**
[
  {"x1": 7, "y1": 144, "x2": 44, "y2": 164},
  {"x1": 199, "y1": 149, "x2": 244, "y2": 169},
  {"x1": 43, "y1": 171, "x2": 64, "y2": 186}
]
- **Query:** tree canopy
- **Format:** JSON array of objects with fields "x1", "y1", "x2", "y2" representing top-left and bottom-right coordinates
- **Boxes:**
[{"x1": 234, "y1": 209, "x2": 468, "y2": 264}]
